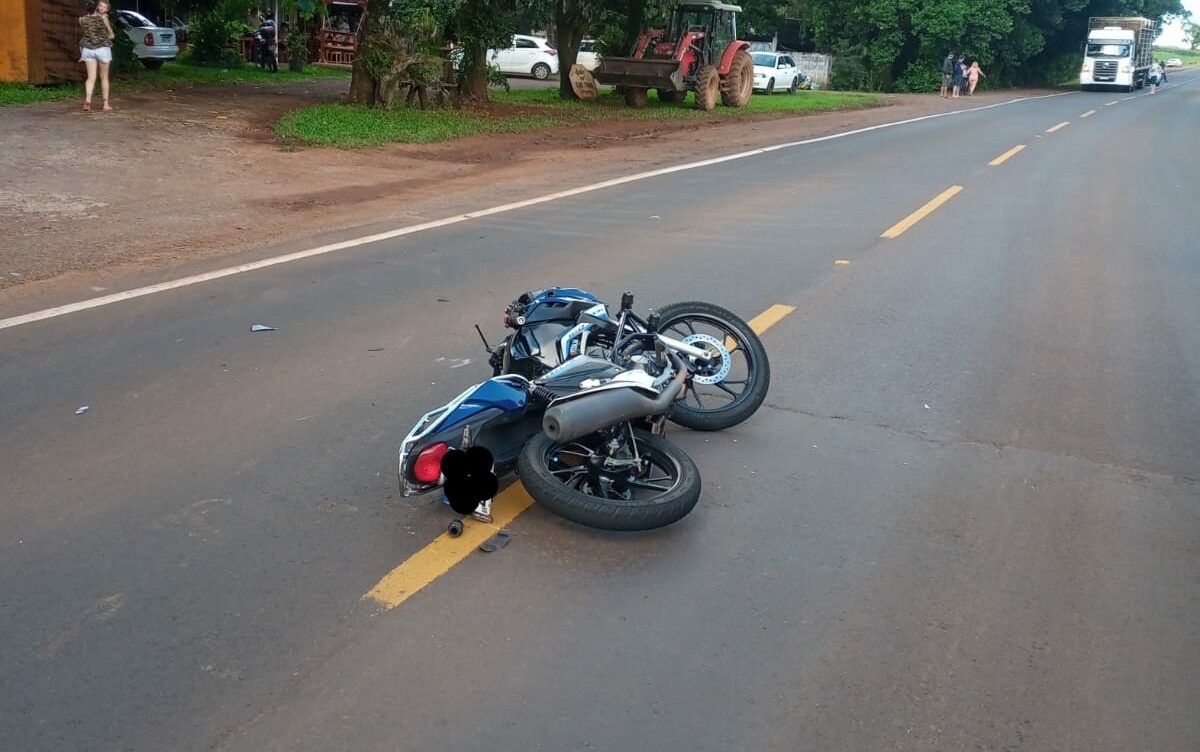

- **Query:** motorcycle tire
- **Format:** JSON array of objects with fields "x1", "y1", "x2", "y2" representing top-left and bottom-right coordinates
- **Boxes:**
[
  {"x1": 653, "y1": 301, "x2": 771, "y2": 431},
  {"x1": 518, "y1": 428, "x2": 701, "y2": 532}
]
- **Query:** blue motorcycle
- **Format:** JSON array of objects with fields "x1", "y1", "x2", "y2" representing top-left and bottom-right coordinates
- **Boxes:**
[{"x1": 398, "y1": 290, "x2": 768, "y2": 531}]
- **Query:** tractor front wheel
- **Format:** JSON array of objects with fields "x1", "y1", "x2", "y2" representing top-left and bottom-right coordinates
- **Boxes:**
[
  {"x1": 720, "y1": 49, "x2": 754, "y2": 107},
  {"x1": 695, "y1": 65, "x2": 720, "y2": 111},
  {"x1": 624, "y1": 87, "x2": 649, "y2": 108}
]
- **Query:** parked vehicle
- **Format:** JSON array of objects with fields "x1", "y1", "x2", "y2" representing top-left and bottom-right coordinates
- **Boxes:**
[
  {"x1": 398, "y1": 289, "x2": 770, "y2": 531},
  {"x1": 1165, "y1": 57, "x2": 1183, "y2": 68},
  {"x1": 488, "y1": 34, "x2": 559, "y2": 80},
  {"x1": 1079, "y1": 16, "x2": 1157, "y2": 92},
  {"x1": 751, "y1": 51, "x2": 803, "y2": 94},
  {"x1": 115, "y1": 9, "x2": 178, "y2": 69},
  {"x1": 167, "y1": 16, "x2": 188, "y2": 44},
  {"x1": 576, "y1": 39, "x2": 601, "y2": 71},
  {"x1": 591, "y1": 1, "x2": 754, "y2": 110},
  {"x1": 253, "y1": 19, "x2": 278, "y2": 73}
]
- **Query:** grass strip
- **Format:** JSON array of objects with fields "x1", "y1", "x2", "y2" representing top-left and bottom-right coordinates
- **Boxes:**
[
  {"x1": 276, "y1": 88, "x2": 886, "y2": 147},
  {"x1": 1, "y1": 60, "x2": 349, "y2": 107}
]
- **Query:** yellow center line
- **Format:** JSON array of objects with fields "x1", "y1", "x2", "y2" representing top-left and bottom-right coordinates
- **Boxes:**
[
  {"x1": 1080, "y1": 109, "x2": 1097, "y2": 118},
  {"x1": 880, "y1": 186, "x2": 963, "y2": 239},
  {"x1": 364, "y1": 303, "x2": 796, "y2": 611},
  {"x1": 1046, "y1": 121, "x2": 1071, "y2": 133},
  {"x1": 988, "y1": 144, "x2": 1026, "y2": 166},
  {"x1": 1105, "y1": 100, "x2": 1118, "y2": 106}
]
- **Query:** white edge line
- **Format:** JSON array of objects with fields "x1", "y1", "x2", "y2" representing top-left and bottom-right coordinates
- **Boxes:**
[{"x1": 0, "y1": 90, "x2": 1077, "y2": 332}]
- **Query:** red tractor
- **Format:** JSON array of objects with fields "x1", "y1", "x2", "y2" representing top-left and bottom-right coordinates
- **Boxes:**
[{"x1": 591, "y1": 1, "x2": 753, "y2": 110}]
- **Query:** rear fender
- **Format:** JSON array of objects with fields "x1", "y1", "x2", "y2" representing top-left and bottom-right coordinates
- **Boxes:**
[
  {"x1": 398, "y1": 376, "x2": 529, "y2": 496},
  {"x1": 718, "y1": 41, "x2": 750, "y2": 75}
]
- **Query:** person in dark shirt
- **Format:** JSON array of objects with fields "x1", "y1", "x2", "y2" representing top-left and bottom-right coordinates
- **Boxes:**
[
  {"x1": 941, "y1": 52, "x2": 955, "y2": 98},
  {"x1": 78, "y1": 0, "x2": 115, "y2": 112}
]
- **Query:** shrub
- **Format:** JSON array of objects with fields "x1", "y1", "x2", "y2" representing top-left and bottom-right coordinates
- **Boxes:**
[{"x1": 893, "y1": 60, "x2": 943, "y2": 92}]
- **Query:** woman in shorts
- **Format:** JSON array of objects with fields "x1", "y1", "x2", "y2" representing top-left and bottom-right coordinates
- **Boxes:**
[{"x1": 79, "y1": 0, "x2": 115, "y2": 112}]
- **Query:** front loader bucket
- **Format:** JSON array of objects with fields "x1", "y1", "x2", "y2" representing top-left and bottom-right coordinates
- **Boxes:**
[{"x1": 592, "y1": 57, "x2": 685, "y2": 91}]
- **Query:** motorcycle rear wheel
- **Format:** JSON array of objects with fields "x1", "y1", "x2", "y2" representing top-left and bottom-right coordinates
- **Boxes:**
[{"x1": 518, "y1": 427, "x2": 701, "y2": 531}]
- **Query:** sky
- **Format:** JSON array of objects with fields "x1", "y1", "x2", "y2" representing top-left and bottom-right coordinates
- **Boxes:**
[{"x1": 1156, "y1": 0, "x2": 1198, "y2": 47}]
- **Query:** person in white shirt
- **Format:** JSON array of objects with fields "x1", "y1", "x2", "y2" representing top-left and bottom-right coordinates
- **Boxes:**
[{"x1": 1149, "y1": 61, "x2": 1163, "y2": 94}]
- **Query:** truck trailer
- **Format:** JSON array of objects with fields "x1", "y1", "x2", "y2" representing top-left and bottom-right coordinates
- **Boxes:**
[{"x1": 1080, "y1": 17, "x2": 1157, "y2": 92}]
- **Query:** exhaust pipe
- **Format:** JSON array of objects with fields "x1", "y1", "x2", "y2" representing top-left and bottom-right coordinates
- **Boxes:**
[{"x1": 542, "y1": 367, "x2": 686, "y2": 444}]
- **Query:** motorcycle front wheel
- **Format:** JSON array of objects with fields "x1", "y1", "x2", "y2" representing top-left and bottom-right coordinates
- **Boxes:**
[
  {"x1": 652, "y1": 301, "x2": 771, "y2": 431},
  {"x1": 518, "y1": 426, "x2": 701, "y2": 531}
]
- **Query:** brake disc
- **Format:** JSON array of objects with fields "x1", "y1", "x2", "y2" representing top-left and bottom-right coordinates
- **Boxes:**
[{"x1": 681, "y1": 333, "x2": 731, "y2": 385}]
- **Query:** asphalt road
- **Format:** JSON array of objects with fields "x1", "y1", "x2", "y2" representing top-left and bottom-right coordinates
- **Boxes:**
[{"x1": 2, "y1": 76, "x2": 1199, "y2": 752}]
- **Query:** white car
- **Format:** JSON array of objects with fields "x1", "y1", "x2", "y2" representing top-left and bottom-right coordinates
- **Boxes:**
[
  {"x1": 487, "y1": 34, "x2": 559, "y2": 80},
  {"x1": 115, "y1": 10, "x2": 178, "y2": 69},
  {"x1": 575, "y1": 39, "x2": 600, "y2": 71},
  {"x1": 1165, "y1": 57, "x2": 1183, "y2": 68},
  {"x1": 752, "y1": 51, "x2": 802, "y2": 94}
]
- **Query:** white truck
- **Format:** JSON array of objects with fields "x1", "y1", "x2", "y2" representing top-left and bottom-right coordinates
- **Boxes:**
[{"x1": 1080, "y1": 17, "x2": 1157, "y2": 92}]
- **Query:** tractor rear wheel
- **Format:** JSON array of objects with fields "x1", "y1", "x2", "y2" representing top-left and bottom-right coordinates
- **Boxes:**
[
  {"x1": 720, "y1": 49, "x2": 754, "y2": 107},
  {"x1": 624, "y1": 87, "x2": 649, "y2": 108},
  {"x1": 657, "y1": 89, "x2": 683, "y2": 104},
  {"x1": 694, "y1": 65, "x2": 720, "y2": 111}
]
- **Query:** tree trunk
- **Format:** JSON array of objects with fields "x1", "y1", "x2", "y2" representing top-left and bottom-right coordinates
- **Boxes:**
[
  {"x1": 555, "y1": 4, "x2": 585, "y2": 100},
  {"x1": 347, "y1": 10, "x2": 383, "y2": 105},
  {"x1": 623, "y1": 0, "x2": 646, "y2": 54},
  {"x1": 459, "y1": 40, "x2": 489, "y2": 102},
  {"x1": 348, "y1": 57, "x2": 375, "y2": 104}
]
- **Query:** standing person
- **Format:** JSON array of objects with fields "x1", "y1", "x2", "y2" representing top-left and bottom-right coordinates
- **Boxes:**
[
  {"x1": 78, "y1": 0, "x2": 115, "y2": 112},
  {"x1": 952, "y1": 54, "x2": 966, "y2": 98},
  {"x1": 967, "y1": 60, "x2": 985, "y2": 95},
  {"x1": 940, "y1": 51, "x2": 955, "y2": 97},
  {"x1": 1149, "y1": 60, "x2": 1162, "y2": 94}
]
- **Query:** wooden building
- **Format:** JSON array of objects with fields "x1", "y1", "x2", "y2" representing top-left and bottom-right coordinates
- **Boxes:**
[{"x1": 1, "y1": 0, "x2": 87, "y2": 83}]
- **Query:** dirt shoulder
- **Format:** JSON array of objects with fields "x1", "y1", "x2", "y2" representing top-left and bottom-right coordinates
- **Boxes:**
[{"x1": 0, "y1": 79, "x2": 1062, "y2": 307}]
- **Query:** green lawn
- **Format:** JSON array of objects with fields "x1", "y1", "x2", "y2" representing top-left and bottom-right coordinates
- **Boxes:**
[
  {"x1": 1, "y1": 59, "x2": 349, "y2": 107},
  {"x1": 276, "y1": 88, "x2": 886, "y2": 147},
  {"x1": 276, "y1": 104, "x2": 559, "y2": 147},
  {"x1": 0, "y1": 82, "x2": 83, "y2": 107},
  {"x1": 1153, "y1": 47, "x2": 1200, "y2": 66}
]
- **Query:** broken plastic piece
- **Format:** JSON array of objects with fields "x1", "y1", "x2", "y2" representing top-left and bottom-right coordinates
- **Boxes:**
[
  {"x1": 75, "y1": 405, "x2": 90, "y2": 415},
  {"x1": 479, "y1": 532, "x2": 510, "y2": 553},
  {"x1": 250, "y1": 324, "x2": 276, "y2": 332}
]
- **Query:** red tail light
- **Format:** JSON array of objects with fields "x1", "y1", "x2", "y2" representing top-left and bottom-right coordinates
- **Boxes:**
[
  {"x1": 413, "y1": 442, "x2": 449, "y2": 483},
  {"x1": 545, "y1": 50, "x2": 557, "y2": 56},
  {"x1": 145, "y1": 33, "x2": 155, "y2": 46}
]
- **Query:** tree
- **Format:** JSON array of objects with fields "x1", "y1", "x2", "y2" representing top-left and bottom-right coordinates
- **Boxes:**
[
  {"x1": 551, "y1": 0, "x2": 607, "y2": 99},
  {"x1": 1187, "y1": 21, "x2": 1200, "y2": 50},
  {"x1": 452, "y1": 0, "x2": 522, "y2": 101},
  {"x1": 348, "y1": 0, "x2": 453, "y2": 107}
]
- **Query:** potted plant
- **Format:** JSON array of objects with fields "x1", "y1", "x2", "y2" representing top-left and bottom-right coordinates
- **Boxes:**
[{"x1": 287, "y1": 30, "x2": 308, "y2": 71}]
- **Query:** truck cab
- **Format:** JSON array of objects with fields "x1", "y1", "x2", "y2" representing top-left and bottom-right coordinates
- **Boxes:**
[
  {"x1": 1081, "y1": 29, "x2": 1136, "y2": 89},
  {"x1": 1080, "y1": 18, "x2": 1155, "y2": 92}
]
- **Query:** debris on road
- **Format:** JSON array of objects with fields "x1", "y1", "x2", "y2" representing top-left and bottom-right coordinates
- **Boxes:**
[
  {"x1": 250, "y1": 324, "x2": 277, "y2": 332},
  {"x1": 368, "y1": 348, "x2": 385, "y2": 352},
  {"x1": 74, "y1": 405, "x2": 90, "y2": 415},
  {"x1": 479, "y1": 532, "x2": 511, "y2": 553},
  {"x1": 924, "y1": 403, "x2": 931, "y2": 410},
  {"x1": 835, "y1": 259, "x2": 850, "y2": 266}
]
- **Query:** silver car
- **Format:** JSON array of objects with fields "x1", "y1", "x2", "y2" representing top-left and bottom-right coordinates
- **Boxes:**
[{"x1": 116, "y1": 10, "x2": 178, "y2": 69}]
